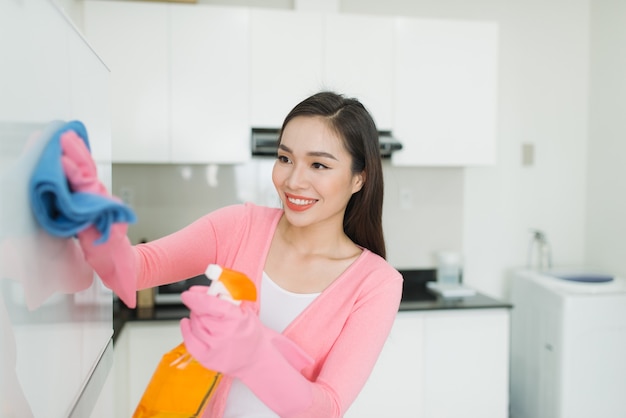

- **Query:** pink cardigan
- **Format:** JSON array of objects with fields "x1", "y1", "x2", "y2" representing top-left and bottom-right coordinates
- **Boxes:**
[{"x1": 135, "y1": 203, "x2": 403, "y2": 417}]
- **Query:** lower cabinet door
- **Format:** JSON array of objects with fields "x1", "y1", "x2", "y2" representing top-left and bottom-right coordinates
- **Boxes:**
[
  {"x1": 422, "y1": 309, "x2": 510, "y2": 418},
  {"x1": 114, "y1": 321, "x2": 183, "y2": 417},
  {"x1": 346, "y1": 312, "x2": 425, "y2": 417},
  {"x1": 346, "y1": 309, "x2": 510, "y2": 418}
]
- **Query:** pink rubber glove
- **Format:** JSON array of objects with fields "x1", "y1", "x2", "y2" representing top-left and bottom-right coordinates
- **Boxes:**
[
  {"x1": 60, "y1": 131, "x2": 108, "y2": 195},
  {"x1": 60, "y1": 131, "x2": 137, "y2": 308},
  {"x1": 180, "y1": 286, "x2": 314, "y2": 417}
]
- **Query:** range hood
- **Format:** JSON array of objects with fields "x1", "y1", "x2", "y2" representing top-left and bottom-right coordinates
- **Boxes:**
[{"x1": 251, "y1": 128, "x2": 403, "y2": 158}]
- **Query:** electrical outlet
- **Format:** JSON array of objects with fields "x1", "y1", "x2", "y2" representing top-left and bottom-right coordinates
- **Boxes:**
[{"x1": 119, "y1": 186, "x2": 134, "y2": 207}]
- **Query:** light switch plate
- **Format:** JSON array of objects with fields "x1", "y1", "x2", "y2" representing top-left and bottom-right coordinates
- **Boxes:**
[{"x1": 522, "y1": 143, "x2": 534, "y2": 166}]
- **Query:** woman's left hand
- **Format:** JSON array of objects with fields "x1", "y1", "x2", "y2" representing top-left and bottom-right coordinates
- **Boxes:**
[
  {"x1": 180, "y1": 286, "x2": 313, "y2": 375},
  {"x1": 181, "y1": 288, "x2": 264, "y2": 374}
]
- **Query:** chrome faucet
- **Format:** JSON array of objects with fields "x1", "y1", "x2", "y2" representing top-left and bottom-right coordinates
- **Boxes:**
[{"x1": 527, "y1": 229, "x2": 552, "y2": 271}]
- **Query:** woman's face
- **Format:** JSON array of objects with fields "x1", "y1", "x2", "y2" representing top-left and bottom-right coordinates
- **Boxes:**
[{"x1": 272, "y1": 116, "x2": 364, "y2": 229}]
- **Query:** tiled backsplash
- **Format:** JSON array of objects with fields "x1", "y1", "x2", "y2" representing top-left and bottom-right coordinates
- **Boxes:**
[{"x1": 112, "y1": 161, "x2": 463, "y2": 268}]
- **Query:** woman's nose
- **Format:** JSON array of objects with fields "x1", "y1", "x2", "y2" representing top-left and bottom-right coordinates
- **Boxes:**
[{"x1": 285, "y1": 164, "x2": 307, "y2": 189}]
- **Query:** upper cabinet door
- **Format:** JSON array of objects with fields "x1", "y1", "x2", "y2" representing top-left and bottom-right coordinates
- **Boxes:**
[
  {"x1": 1, "y1": 0, "x2": 71, "y2": 124},
  {"x1": 170, "y1": 5, "x2": 250, "y2": 163},
  {"x1": 392, "y1": 18, "x2": 498, "y2": 166},
  {"x1": 69, "y1": 31, "x2": 112, "y2": 163},
  {"x1": 323, "y1": 14, "x2": 395, "y2": 131},
  {"x1": 84, "y1": 0, "x2": 170, "y2": 163},
  {"x1": 250, "y1": 9, "x2": 324, "y2": 128}
]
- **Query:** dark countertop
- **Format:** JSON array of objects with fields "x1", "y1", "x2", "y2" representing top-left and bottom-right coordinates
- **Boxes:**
[
  {"x1": 398, "y1": 292, "x2": 511, "y2": 311},
  {"x1": 397, "y1": 269, "x2": 511, "y2": 311},
  {"x1": 113, "y1": 302, "x2": 189, "y2": 341},
  {"x1": 113, "y1": 269, "x2": 511, "y2": 340}
]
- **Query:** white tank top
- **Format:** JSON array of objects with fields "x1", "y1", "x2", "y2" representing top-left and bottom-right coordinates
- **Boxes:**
[{"x1": 223, "y1": 272, "x2": 319, "y2": 418}]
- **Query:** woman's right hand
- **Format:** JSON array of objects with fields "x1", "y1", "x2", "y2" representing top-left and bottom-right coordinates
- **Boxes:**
[
  {"x1": 60, "y1": 130, "x2": 107, "y2": 195},
  {"x1": 60, "y1": 128, "x2": 138, "y2": 308}
]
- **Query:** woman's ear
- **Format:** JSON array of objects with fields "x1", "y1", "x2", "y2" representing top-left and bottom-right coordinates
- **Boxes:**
[{"x1": 352, "y1": 171, "x2": 365, "y2": 194}]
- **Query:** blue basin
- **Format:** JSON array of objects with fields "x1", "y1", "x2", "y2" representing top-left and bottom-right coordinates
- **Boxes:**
[{"x1": 549, "y1": 272, "x2": 614, "y2": 283}]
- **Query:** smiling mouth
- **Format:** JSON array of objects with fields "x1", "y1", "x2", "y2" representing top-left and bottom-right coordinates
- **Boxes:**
[
  {"x1": 288, "y1": 196, "x2": 316, "y2": 205},
  {"x1": 285, "y1": 194, "x2": 318, "y2": 211}
]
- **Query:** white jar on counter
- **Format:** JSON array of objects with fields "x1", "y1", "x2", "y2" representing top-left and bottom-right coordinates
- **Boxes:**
[{"x1": 436, "y1": 251, "x2": 462, "y2": 285}]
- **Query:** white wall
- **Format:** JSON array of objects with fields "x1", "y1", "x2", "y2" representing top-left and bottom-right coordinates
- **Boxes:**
[
  {"x1": 462, "y1": 0, "x2": 590, "y2": 299},
  {"x1": 112, "y1": 162, "x2": 464, "y2": 270},
  {"x1": 587, "y1": 0, "x2": 626, "y2": 277}
]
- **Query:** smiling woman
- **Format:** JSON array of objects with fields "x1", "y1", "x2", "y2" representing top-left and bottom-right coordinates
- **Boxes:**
[
  {"x1": 275, "y1": 92, "x2": 385, "y2": 259},
  {"x1": 65, "y1": 91, "x2": 403, "y2": 418}
]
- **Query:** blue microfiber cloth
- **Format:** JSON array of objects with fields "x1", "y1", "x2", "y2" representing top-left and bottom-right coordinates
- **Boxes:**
[{"x1": 28, "y1": 120, "x2": 136, "y2": 244}]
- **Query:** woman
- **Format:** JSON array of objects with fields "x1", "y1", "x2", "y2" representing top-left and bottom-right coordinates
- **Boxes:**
[{"x1": 63, "y1": 92, "x2": 402, "y2": 417}]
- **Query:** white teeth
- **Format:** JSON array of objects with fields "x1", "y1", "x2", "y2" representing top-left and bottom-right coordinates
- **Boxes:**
[{"x1": 288, "y1": 197, "x2": 315, "y2": 205}]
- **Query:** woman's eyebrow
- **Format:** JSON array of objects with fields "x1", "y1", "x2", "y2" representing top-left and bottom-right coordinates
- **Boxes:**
[
  {"x1": 278, "y1": 143, "x2": 292, "y2": 153},
  {"x1": 307, "y1": 151, "x2": 338, "y2": 160},
  {"x1": 278, "y1": 144, "x2": 338, "y2": 161}
]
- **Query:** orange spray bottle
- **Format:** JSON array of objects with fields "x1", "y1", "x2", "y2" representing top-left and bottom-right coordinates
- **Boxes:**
[{"x1": 132, "y1": 264, "x2": 257, "y2": 418}]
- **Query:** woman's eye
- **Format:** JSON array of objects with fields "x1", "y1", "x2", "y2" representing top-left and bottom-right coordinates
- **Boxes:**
[
  {"x1": 277, "y1": 155, "x2": 291, "y2": 164},
  {"x1": 312, "y1": 162, "x2": 329, "y2": 169}
]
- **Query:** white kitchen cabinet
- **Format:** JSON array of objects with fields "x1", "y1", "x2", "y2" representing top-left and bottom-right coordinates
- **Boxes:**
[
  {"x1": 1, "y1": 0, "x2": 71, "y2": 124},
  {"x1": 346, "y1": 308, "x2": 509, "y2": 418},
  {"x1": 346, "y1": 312, "x2": 425, "y2": 417},
  {"x1": 116, "y1": 308, "x2": 508, "y2": 418},
  {"x1": 250, "y1": 10, "x2": 394, "y2": 131},
  {"x1": 2, "y1": 0, "x2": 115, "y2": 414},
  {"x1": 249, "y1": 9, "x2": 324, "y2": 128},
  {"x1": 510, "y1": 270, "x2": 626, "y2": 418},
  {"x1": 170, "y1": 5, "x2": 250, "y2": 164},
  {"x1": 85, "y1": 1, "x2": 251, "y2": 164},
  {"x1": 392, "y1": 18, "x2": 498, "y2": 166},
  {"x1": 323, "y1": 14, "x2": 395, "y2": 131},
  {"x1": 113, "y1": 321, "x2": 183, "y2": 417},
  {"x1": 68, "y1": 26, "x2": 112, "y2": 163},
  {"x1": 422, "y1": 309, "x2": 509, "y2": 418},
  {"x1": 84, "y1": 0, "x2": 170, "y2": 163},
  {"x1": 84, "y1": 2, "x2": 498, "y2": 165}
]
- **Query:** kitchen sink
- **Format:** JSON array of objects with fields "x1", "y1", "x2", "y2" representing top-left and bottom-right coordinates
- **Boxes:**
[{"x1": 548, "y1": 271, "x2": 614, "y2": 283}]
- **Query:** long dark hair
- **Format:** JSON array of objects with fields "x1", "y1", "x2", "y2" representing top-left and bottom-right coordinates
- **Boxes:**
[{"x1": 278, "y1": 91, "x2": 386, "y2": 259}]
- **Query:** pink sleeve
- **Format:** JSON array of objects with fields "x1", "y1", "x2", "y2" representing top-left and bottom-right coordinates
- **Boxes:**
[
  {"x1": 294, "y1": 277, "x2": 402, "y2": 417},
  {"x1": 134, "y1": 205, "x2": 246, "y2": 290}
]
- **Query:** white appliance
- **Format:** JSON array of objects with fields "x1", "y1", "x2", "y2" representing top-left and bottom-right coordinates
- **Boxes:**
[
  {"x1": 510, "y1": 269, "x2": 626, "y2": 418},
  {"x1": 1, "y1": 1, "x2": 114, "y2": 416}
]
